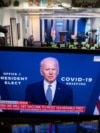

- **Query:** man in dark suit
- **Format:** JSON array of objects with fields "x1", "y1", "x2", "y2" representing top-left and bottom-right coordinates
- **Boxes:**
[
  {"x1": 85, "y1": 73, "x2": 100, "y2": 115},
  {"x1": 0, "y1": 71, "x2": 10, "y2": 100},
  {"x1": 0, "y1": 71, "x2": 10, "y2": 112},
  {"x1": 25, "y1": 57, "x2": 73, "y2": 106}
]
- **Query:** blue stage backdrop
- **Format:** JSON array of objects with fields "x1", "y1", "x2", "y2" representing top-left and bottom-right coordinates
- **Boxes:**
[
  {"x1": 40, "y1": 18, "x2": 86, "y2": 42},
  {"x1": 0, "y1": 51, "x2": 100, "y2": 115}
]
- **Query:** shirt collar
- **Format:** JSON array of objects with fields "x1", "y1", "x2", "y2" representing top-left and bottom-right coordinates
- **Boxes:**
[{"x1": 44, "y1": 80, "x2": 57, "y2": 87}]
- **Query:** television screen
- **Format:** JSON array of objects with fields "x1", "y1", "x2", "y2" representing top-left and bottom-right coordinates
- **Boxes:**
[
  {"x1": 11, "y1": 123, "x2": 56, "y2": 133},
  {"x1": 0, "y1": 47, "x2": 100, "y2": 121},
  {"x1": 57, "y1": 122, "x2": 77, "y2": 133},
  {"x1": 79, "y1": 120, "x2": 99, "y2": 133}
]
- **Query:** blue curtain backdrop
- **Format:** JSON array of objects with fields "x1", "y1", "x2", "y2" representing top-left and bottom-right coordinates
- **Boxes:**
[
  {"x1": 77, "y1": 18, "x2": 87, "y2": 42},
  {"x1": 40, "y1": 18, "x2": 86, "y2": 42}
]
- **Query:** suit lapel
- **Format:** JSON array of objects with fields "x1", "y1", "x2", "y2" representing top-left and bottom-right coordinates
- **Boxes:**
[
  {"x1": 53, "y1": 82, "x2": 61, "y2": 102},
  {"x1": 38, "y1": 81, "x2": 47, "y2": 101}
]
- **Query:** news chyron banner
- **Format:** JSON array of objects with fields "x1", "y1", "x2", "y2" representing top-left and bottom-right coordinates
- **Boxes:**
[{"x1": 0, "y1": 51, "x2": 100, "y2": 114}]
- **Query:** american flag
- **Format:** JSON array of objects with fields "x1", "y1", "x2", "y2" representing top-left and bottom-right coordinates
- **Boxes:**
[
  {"x1": 93, "y1": 96, "x2": 100, "y2": 115},
  {"x1": 51, "y1": 27, "x2": 56, "y2": 41}
]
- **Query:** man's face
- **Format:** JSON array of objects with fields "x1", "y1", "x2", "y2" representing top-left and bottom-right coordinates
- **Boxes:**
[{"x1": 40, "y1": 60, "x2": 59, "y2": 84}]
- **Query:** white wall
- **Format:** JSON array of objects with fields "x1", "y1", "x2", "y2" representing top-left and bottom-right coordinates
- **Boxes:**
[
  {"x1": 29, "y1": 16, "x2": 40, "y2": 41},
  {"x1": 0, "y1": 8, "x2": 23, "y2": 46},
  {"x1": 91, "y1": 18, "x2": 100, "y2": 28}
]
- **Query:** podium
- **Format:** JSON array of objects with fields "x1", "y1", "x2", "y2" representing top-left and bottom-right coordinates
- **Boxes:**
[{"x1": 59, "y1": 31, "x2": 67, "y2": 42}]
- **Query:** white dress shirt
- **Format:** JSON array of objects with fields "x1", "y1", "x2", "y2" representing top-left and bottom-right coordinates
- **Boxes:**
[{"x1": 44, "y1": 80, "x2": 57, "y2": 101}]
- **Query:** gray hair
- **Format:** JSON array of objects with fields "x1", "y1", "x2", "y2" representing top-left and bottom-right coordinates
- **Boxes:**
[{"x1": 40, "y1": 57, "x2": 59, "y2": 71}]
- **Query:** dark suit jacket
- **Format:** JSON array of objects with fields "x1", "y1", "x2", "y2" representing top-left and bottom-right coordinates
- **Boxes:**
[
  {"x1": 0, "y1": 79, "x2": 10, "y2": 100},
  {"x1": 85, "y1": 73, "x2": 100, "y2": 114},
  {"x1": 25, "y1": 81, "x2": 73, "y2": 105}
]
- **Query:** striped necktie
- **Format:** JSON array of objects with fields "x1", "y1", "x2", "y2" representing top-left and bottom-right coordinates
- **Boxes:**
[{"x1": 46, "y1": 84, "x2": 52, "y2": 105}]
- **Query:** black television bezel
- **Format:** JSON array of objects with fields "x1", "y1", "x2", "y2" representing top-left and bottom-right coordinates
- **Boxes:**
[{"x1": 0, "y1": 46, "x2": 100, "y2": 124}]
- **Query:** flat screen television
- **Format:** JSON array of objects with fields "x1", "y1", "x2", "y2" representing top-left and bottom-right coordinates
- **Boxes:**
[
  {"x1": 11, "y1": 123, "x2": 56, "y2": 133},
  {"x1": 79, "y1": 120, "x2": 99, "y2": 133},
  {"x1": 0, "y1": 46, "x2": 100, "y2": 123}
]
